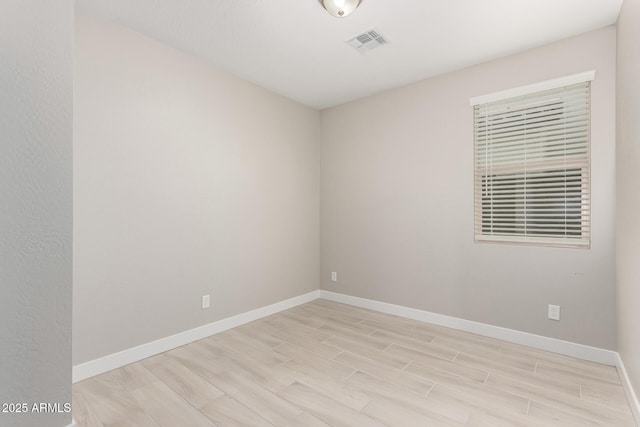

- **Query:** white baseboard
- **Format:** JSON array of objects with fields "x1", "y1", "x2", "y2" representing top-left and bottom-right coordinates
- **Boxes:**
[
  {"x1": 617, "y1": 353, "x2": 640, "y2": 426},
  {"x1": 73, "y1": 288, "x2": 622, "y2": 385},
  {"x1": 66, "y1": 421, "x2": 76, "y2": 427},
  {"x1": 319, "y1": 290, "x2": 618, "y2": 366},
  {"x1": 72, "y1": 290, "x2": 320, "y2": 383}
]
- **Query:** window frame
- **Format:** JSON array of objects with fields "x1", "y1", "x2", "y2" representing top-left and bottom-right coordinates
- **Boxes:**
[{"x1": 470, "y1": 72, "x2": 594, "y2": 249}]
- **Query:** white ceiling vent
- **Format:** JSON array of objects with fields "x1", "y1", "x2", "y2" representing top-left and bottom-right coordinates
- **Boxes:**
[{"x1": 346, "y1": 29, "x2": 388, "y2": 54}]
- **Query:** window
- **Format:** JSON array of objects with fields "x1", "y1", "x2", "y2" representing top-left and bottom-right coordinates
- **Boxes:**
[{"x1": 471, "y1": 72, "x2": 593, "y2": 248}]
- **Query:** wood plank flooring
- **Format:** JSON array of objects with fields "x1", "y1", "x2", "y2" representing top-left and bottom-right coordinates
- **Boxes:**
[{"x1": 73, "y1": 300, "x2": 637, "y2": 426}]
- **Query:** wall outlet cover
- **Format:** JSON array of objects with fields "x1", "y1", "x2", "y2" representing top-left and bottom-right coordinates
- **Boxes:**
[
  {"x1": 202, "y1": 295, "x2": 211, "y2": 310},
  {"x1": 548, "y1": 304, "x2": 560, "y2": 320}
]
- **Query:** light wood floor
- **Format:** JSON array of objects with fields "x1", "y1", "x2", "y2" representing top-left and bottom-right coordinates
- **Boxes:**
[{"x1": 73, "y1": 300, "x2": 636, "y2": 426}]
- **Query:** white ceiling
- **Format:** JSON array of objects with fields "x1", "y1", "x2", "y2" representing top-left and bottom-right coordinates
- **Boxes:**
[{"x1": 77, "y1": 0, "x2": 623, "y2": 110}]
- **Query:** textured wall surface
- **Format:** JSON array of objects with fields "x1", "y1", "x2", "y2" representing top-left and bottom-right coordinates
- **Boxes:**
[
  {"x1": 616, "y1": 0, "x2": 640, "y2": 405},
  {"x1": 321, "y1": 27, "x2": 617, "y2": 349},
  {"x1": 74, "y1": 14, "x2": 320, "y2": 364},
  {"x1": 0, "y1": 1, "x2": 74, "y2": 427}
]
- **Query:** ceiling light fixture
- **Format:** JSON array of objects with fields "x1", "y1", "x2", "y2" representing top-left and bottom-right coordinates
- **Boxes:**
[{"x1": 322, "y1": 0, "x2": 361, "y2": 18}]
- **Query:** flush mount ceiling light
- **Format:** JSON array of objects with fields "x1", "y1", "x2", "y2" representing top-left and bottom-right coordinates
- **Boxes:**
[{"x1": 322, "y1": 0, "x2": 362, "y2": 18}]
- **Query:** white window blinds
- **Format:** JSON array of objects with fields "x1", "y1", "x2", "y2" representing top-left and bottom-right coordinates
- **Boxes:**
[{"x1": 472, "y1": 78, "x2": 591, "y2": 248}]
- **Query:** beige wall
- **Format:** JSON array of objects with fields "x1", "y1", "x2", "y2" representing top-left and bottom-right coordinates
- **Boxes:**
[
  {"x1": 616, "y1": 0, "x2": 640, "y2": 400},
  {"x1": 1, "y1": 2, "x2": 73, "y2": 426},
  {"x1": 321, "y1": 27, "x2": 617, "y2": 349},
  {"x1": 74, "y1": 14, "x2": 320, "y2": 364}
]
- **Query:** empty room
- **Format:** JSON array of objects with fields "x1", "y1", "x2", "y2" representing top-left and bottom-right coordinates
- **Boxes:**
[{"x1": 2, "y1": 0, "x2": 640, "y2": 426}]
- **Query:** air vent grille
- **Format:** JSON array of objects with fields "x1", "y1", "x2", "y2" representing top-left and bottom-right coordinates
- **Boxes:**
[{"x1": 347, "y1": 28, "x2": 388, "y2": 54}]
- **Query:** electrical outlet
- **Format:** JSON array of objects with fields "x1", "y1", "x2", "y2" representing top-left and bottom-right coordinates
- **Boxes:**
[
  {"x1": 202, "y1": 294, "x2": 210, "y2": 310},
  {"x1": 331, "y1": 272, "x2": 337, "y2": 282},
  {"x1": 548, "y1": 304, "x2": 560, "y2": 321}
]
